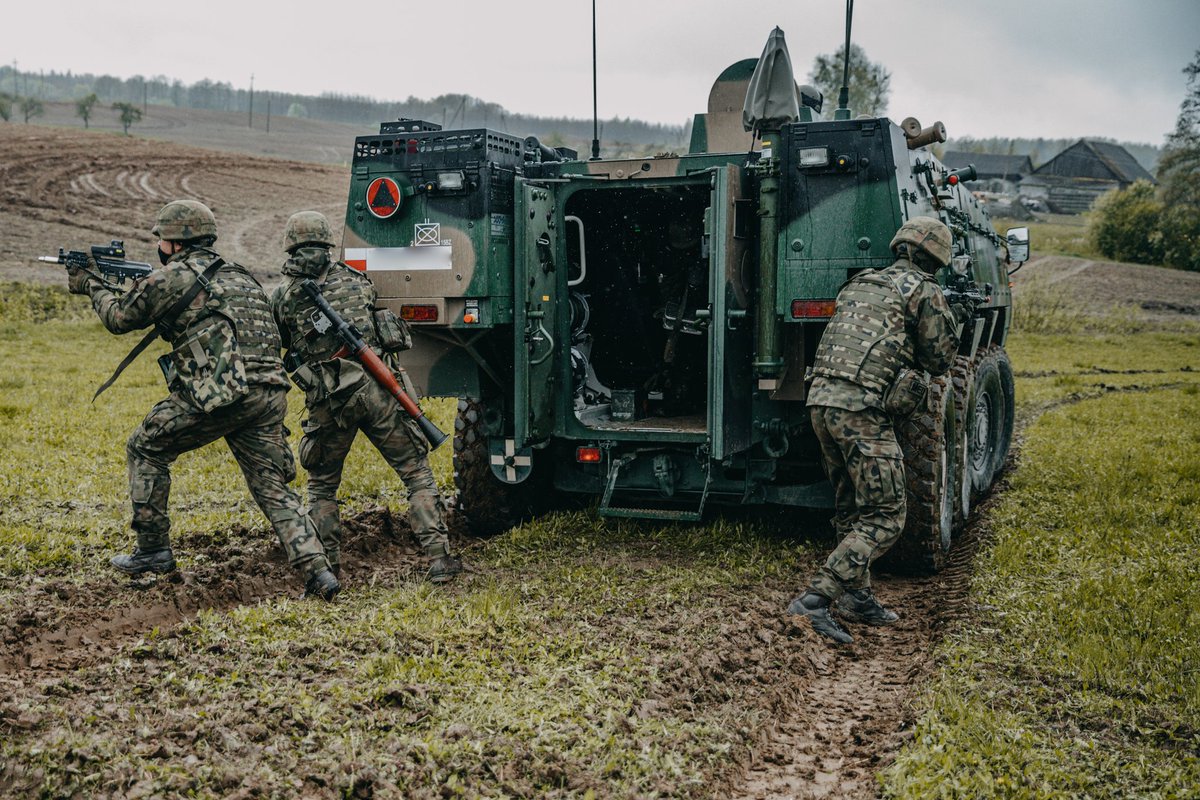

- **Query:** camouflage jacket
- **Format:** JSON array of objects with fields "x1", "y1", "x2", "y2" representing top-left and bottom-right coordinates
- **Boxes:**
[
  {"x1": 271, "y1": 255, "x2": 386, "y2": 407},
  {"x1": 87, "y1": 247, "x2": 288, "y2": 389},
  {"x1": 808, "y1": 258, "x2": 959, "y2": 412}
]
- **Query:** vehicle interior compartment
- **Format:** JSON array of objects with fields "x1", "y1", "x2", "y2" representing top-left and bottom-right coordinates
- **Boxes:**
[{"x1": 563, "y1": 184, "x2": 711, "y2": 433}]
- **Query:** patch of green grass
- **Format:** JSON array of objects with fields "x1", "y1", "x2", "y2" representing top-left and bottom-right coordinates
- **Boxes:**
[
  {"x1": 994, "y1": 215, "x2": 1100, "y2": 260},
  {"x1": 883, "y1": 374, "x2": 1200, "y2": 797}
]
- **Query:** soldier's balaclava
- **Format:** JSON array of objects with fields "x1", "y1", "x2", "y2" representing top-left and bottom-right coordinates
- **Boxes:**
[{"x1": 282, "y1": 246, "x2": 332, "y2": 278}]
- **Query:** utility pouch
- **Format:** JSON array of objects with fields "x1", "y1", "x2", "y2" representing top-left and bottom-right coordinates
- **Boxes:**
[
  {"x1": 883, "y1": 368, "x2": 928, "y2": 418},
  {"x1": 373, "y1": 308, "x2": 412, "y2": 352},
  {"x1": 290, "y1": 364, "x2": 320, "y2": 394},
  {"x1": 158, "y1": 317, "x2": 248, "y2": 413}
]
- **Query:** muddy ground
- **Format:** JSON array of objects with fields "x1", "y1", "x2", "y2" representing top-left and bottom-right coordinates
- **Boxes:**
[{"x1": 2, "y1": 122, "x2": 1199, "y2": 798}]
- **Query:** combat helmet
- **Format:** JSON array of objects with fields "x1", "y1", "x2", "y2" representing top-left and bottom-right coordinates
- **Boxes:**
[
  {"x1": 151, "y1": 199, "x2": 218, "y2": 242},
  {"x1": 890, "y1": 216, "x2": 952, "y2": 271},
  {"x1": 283, "y1": 211, "x2": 336, "y2": 253}
]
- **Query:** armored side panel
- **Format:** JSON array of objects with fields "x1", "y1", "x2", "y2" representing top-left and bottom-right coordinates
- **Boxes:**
[{"x1": 342, "y1": 125, "x2": 528, "y2": 397}]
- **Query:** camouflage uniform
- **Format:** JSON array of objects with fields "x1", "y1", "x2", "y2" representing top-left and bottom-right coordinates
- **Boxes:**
[
  {"x1": 270, "y1": 246, "x2": 450, "y2": 574},
  {"x1": 74, "y1": 213, "x2": 330, "y2": 582},
  {"x1": 804, "y1": 257, "x2": 960, "y2": 600}
]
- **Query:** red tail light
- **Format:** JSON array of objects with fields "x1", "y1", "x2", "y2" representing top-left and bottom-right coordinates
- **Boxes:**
[
  {"x1": 792, "y1": 299, "x2": 837, "y2": 318},
  {"x1": 576, "y1": 446, "x2": 602, "y2": 463},
  {"x1": 400, "y1": 304, "x2": 438, "y2": 322}
]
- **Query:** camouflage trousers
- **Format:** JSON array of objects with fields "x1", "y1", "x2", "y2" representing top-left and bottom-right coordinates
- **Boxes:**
[
  {"x1": 126, "y1": 385, "x2": 329, "y2": 578},
  {"x1": 807, "y1": 405, "x2": 906, "y2": 600},
  {"x1": 299, "y1": 377, "x2": 450, "y2": 570}
]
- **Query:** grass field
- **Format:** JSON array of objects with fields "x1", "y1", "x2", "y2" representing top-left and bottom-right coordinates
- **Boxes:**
[
  {"x1": 2, "y1": 281, "x2": 1198, "y2": 796},
  {"x1": 881, "y1": 323, "x2": 1200, "y2": 796}
]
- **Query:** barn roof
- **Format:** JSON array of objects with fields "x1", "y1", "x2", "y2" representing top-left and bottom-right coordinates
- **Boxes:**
[
  {"x1": 941, "y1": 151, "x2": 1034, "y2": 179},
  {"x1": 1032, "y1": 139, "x2": 1156, "y2": 185}
]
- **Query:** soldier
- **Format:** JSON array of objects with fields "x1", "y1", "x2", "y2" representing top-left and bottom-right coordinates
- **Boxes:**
[
  {"x1": 270, "y1": 211, "x2": 462, "y2": 584},
  {"x1": 65, "y1": 199, "x2": 340, "y2": 600},
  {"x1": 787, "y1": 216, "x2": 969, "y2": 644}
]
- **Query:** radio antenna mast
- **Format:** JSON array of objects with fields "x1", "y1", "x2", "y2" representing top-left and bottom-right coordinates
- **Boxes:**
[
  {"x1": 591, "y1": 0, "x2": 601, "y2": 159},
  {"x1": 835, "y1": 0, "x2": 854, "y2": 119}
]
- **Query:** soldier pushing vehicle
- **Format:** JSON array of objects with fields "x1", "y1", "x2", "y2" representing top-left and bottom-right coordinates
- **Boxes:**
[
  {"x1": 65, "y1": 199, "x2": 341, "y2": 601},
  {"x1": 787, "y1": 216, "x2": 969, "y2": 644},
  {"x1": 270, "y1": 211, "x2": 463, "y2": 584}
]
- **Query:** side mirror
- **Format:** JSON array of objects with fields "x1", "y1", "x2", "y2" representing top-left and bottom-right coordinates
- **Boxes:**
[{"x1": 1006, "y1": 226, "x2": 1030, "y2": 267}]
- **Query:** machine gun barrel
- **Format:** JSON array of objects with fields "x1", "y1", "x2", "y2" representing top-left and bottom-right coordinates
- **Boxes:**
[{"x1": 300, "y1": 279, "x2": 448, "y2": 449}]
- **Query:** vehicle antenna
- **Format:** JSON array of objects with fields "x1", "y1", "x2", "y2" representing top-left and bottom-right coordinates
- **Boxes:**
[
  {"x1": 591, "y1": 0, "x2": 601, "y2": 160},
  {"x1": 835, "y1": 0, "x2": 854, "y2": 120}
]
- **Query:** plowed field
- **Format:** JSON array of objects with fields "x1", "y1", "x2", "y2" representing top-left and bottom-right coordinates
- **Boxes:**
[{"x1": 0, "y1": 122, "x2": 348, "y2": 286}]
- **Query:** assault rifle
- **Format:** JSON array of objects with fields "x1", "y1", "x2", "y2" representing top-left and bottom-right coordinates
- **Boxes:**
[
  {"x1": 943, "y1": 270, "x2": 993, "y2": 355},
  {"x1": 299, "y1": 279, "x2": 448, "y2": 449},
  {"x1": 38, "y1": 240, "x2": 153, "y2": 287}
]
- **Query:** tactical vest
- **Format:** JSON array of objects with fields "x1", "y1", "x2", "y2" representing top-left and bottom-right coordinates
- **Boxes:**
[
  {"x1": 812, "y1": 263, "x2": 921, "y2": 393},
  {"x1": 171, "y1": 251, "x2": 285, "y2": 382},
  {"x1": 279, "y1": 262, "x2": 378, "y2": 367}
]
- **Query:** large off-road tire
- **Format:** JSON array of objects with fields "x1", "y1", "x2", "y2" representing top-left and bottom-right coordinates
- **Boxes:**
[
  {"x1": 949, "y1": 355, "x2": 976, "y2": 529},
  {"x1": 884, "y1": 374, "x2": 958, "y2": 574},
  {"x1": 966, "y1": 348, "x2": 1015, "y2": 498},
  {"x1": 452, "y1": 398, "x2": 544, "y2": 537}
]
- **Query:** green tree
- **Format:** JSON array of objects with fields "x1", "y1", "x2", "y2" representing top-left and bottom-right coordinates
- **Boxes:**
[
  {"x1": 1156, "y1": 49, "x2": 1200, "y2": 271},
  {"x1": 75, "y1": 93, "x2": 98, "y2": 129},
  {"x1": 809, "y1": 43, "x2": 891, "y2": 117},
  {"x1": 0, "y1": 92, "x2": 11, "y2": 122},
  {"x1": 19, "y1": 96, "x2": 43, "y2": 124},
  {"x1": 1089, "y1": 180, "x2": 1165, "y2": 264},
  {"x1": 111, "y1": 101, "x2": 142, "y2": 135}
]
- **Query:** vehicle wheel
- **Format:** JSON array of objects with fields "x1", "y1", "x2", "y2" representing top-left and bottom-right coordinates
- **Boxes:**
[
  {"x1": 452, "y1": 397, "x2": 544, "y2": 536},
  {"x1": 949, "y1": 355, "x2": 976, "y2": 528},
  {"x1": 885, "y1": 374, "x2": 957, "y2": 574},
  {"x1": 994, "y1": 348, "x2": 1016, "y2": 475},
  {"x1": 966, "y1": 349, "x2": 1012, "y2": 498}
]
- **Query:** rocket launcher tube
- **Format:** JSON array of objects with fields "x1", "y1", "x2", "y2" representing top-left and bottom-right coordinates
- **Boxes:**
[{"x1": 299, "y1": 279, "x2": 448, "y2": 450}]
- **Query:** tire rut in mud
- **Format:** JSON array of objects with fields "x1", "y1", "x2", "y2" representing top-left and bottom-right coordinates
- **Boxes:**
[
  {"x1": 0, "y1": 507, "x2": 432, "y2": 677},
  {"x1": 731, "y1": 494, "x2": 992, "y2": 800}
]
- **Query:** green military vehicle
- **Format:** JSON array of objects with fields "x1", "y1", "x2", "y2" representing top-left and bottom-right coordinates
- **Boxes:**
[{"x1": 339, "y1": 29, "x2": 1026, "y2": 571}]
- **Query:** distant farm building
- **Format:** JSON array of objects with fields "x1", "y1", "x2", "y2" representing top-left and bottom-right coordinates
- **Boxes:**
[
  {"x1": 941, "y1": 151, "x2": 1034, "y2": 193},
  {"x1": 1019, "y1": 139, "x2": 1156, "y2": 214}
]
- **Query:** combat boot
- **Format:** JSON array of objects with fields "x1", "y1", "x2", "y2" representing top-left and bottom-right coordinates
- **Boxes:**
[
  {"x1": 427, "y1": 554, "x2": 463, "y2": 584},
  {"x1": 787, "y1": 591, "x2": 854, "y2": 644},
  {"x1": 304, "y1": 568, "x2": 341, "y2": 601},
  {"x1": 110, "y1": 547, "x2": 176, "y2": 576},
  {"x1": 836, "y1": 588, "x2": 899, "y2": 626}
]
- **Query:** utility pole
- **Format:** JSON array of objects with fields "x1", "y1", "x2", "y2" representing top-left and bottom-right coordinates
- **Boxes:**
[{"x1": 248, "y1": 73, "x2": 254, "y2": 129}]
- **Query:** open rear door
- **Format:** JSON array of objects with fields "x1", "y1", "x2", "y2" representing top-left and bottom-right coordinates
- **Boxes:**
[
  {"x1": 513, "y1": 181, "x2": 561, "y2": 447},
  {"x1": 708, "y1": 164, "x2": 756, "y2": 460}
]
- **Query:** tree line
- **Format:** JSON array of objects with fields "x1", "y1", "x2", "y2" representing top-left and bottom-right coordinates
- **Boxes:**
[{"x1": 0, "y1": 65, "x2": 688, "y2": 151}]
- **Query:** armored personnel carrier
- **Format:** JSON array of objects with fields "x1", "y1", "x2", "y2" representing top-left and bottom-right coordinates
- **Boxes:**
[{"x1": 339, "y1": 28, "x2": 1025, "y2": 571}]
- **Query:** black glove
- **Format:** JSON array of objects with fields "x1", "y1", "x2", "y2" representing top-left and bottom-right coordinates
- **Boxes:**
[
  {"x1": 950, "y1": 301, "x2": 973, "y2": 325},
  {"x1": 66, "y1": 256, "x2": 100, "y2": 295}
]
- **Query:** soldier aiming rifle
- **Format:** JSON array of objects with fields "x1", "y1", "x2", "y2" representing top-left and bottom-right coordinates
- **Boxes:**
[{"x1": 64, "y1": 200, "x2": 341, "y2": 601}]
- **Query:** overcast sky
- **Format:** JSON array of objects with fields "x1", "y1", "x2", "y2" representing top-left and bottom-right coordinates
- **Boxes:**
[{"x1": 6, "y1": 1, "x2": 1197, "y2": 145}]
